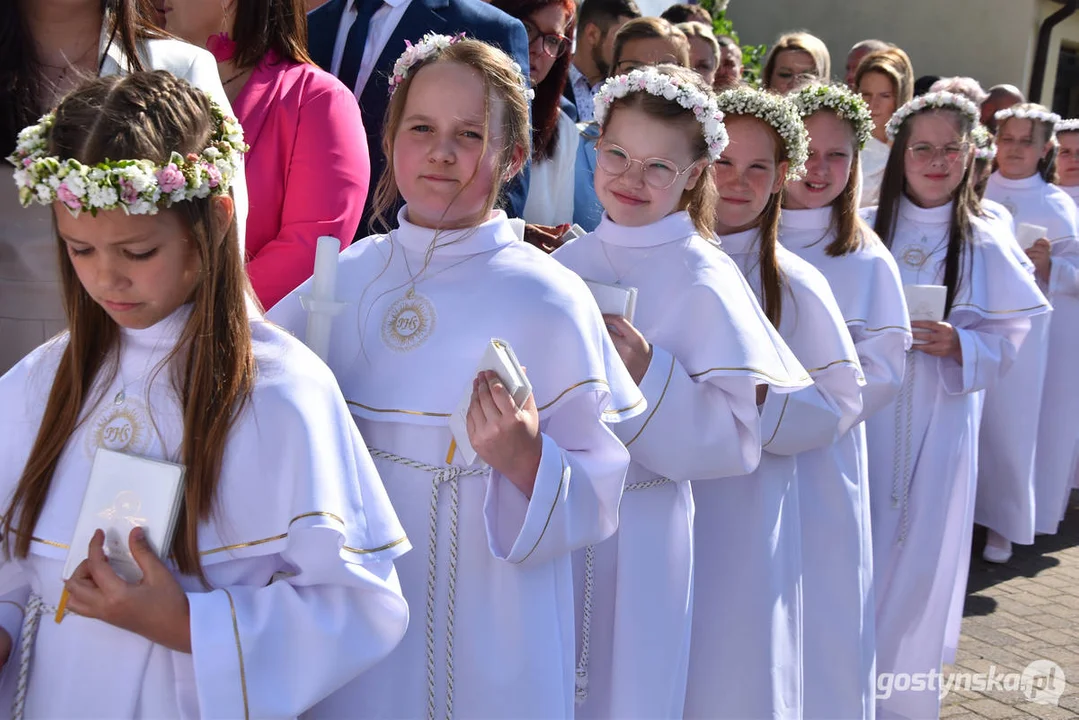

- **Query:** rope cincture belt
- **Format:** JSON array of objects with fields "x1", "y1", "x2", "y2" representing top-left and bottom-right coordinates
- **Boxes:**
[
  {"x1": 891, "y1": 350, "x2": 916, "y2": 546},
  {"x1": 13, "y1": 594, "x2": 66, "y2": 720},
  {"x1": 367, "y1": 448, "x2": 487, "y2": 720},
  {"x1": 574, "y1": 477, "x2": 673, "y2": 705}
]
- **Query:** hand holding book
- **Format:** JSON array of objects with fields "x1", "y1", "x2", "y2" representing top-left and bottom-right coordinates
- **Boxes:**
[
  {"x1": 465, "y1": 370, "x2": 542, "y2": 499},
  {"x1": 604, "y1": 315, "x2": 652, "y2": 385},
  {"x1": 63, "y1": 527, "x2": 192, "y2": 653}
]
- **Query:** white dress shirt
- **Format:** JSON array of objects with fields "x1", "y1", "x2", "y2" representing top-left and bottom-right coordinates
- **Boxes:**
[{"x1": 331, "y1": 0, "x2": 414, "y2": 96}]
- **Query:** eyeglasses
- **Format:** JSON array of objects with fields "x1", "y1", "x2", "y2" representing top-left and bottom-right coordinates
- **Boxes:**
[
  {"x1": 523, "y1": 20, "x2": 570, "y2": 58},
  {"x1": 595, "y1": 142, "x2": 698, "y2": 189},
  {"x1": 906, "y1": 142, "x2": 971, "y2": 166}
]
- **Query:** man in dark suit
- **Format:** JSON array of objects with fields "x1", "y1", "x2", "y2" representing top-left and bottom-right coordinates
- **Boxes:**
[
  {"x1": 308, "y1": 0, "x2": 531, "y2": 236},
  {"x1": 561, "y1": 0, "x2": 640, "y2": 122}
]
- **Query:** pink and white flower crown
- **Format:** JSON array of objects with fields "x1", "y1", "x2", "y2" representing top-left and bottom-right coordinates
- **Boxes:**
[
  {"x1": 593, "y1": 66, "x2": 729, "y2": 161},
  {"x1": 388, "y1": 32, "x2": 534, "y2": 101},
  {"x1": 7, "y1": 100, "x2": 246, "y2": 217}
]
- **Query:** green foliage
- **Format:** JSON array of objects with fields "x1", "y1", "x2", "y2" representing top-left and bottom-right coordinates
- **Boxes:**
[{"x1": 697, "y1": 0, "x2": 766, "y2": 86}]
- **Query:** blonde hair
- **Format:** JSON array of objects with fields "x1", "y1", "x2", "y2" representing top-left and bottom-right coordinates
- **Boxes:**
[
  {"x1": 611, "y1": 17, "x2": 691, "y2": 73},
  {"x1": 854, "y1": 48, "x2": 914, "y2": 108},
  {"x1": 601, "y1": 64, "x2": 718, "y2": 236},
  {"x1": 371, "y1": 39, "x2": 532, "y2": 231},
  {"x1": 762, "y1": 31, "x2": 831, "y2": 90}
]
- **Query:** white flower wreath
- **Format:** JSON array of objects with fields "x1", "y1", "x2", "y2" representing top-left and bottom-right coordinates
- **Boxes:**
[
  {"x1": 792, "y1": 83, "x2": 874, "y2": 149},
  {"x1": 1055, "y1": 119, "x2": 1079, "y2": 134},
  {"x1": 592, "y1": 67, "x2": 729, "y2": 160},
  {"x1": 7, "y1": 100, "x2": 246, "y2": 217},
  {"x1": 885, "y1": 91, "x2": 980, "y2": 142},
  {"x1": 388, "y1": 32, "x2": 534, "y2": 101},
  {"x1": 995, "y1": 105, "x2": 1062, "y2": 134},
  {"x1": 715, "y1": 87, "x2": 809, "y2": 179},
  {"x1": 970, "y1": 124, "x2": 996, "y2": 162}
]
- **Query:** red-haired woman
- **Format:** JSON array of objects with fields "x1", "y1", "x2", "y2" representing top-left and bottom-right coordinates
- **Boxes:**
[{"x1": 493, "y1": 0, "x2": 579, "y2": 227}]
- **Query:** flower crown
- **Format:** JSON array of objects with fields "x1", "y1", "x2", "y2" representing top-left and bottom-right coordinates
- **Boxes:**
[
  {"x1": 715, "y1": 87, "x2": 809, "y2": 179},
  {"x1": 885, "y1": 91, "x2": 980, "y2": 142},
  {"x1": 8, "y1": 101, "x2": 246, "y2": 217},
  {"x1": 792, "y1": 84, "x2": 874, "y2": 150},
  {"x1": 971, "y1": 124, "x2": 996, "y2": 161},
  {"x1": 1057, "y1": 119, "x2": 1079, "y2": 134},
  {"x1": 593, "y1": 67, "x2": 729, "y2": 160},
  {"x1": 388, "y1": 32, "x2": 534, "y2": 101},
  {"x1": 995, "y1": 106, "x2": 1062, "y2": 135}
]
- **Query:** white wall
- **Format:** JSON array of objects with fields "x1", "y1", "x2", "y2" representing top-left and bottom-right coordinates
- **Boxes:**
[{"x1": 725, "y1": 0, "x2": 1040, "y2": 92}]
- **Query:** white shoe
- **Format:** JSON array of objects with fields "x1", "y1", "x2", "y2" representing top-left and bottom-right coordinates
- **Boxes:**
[{"x1": 983, "y1": 530, "x2": 1012, "y2": 564}]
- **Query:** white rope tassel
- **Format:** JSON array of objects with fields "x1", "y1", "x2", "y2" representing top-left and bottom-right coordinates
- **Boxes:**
[
  {"x1": 13, "y1": 595, "x2": 61, "y2": 720},
  {"x1": 574, "y1": 477, "x2": 672, "y2": 705},
  {"x1": 368, "y1": 448, "x2": 485, "y2": 720}
]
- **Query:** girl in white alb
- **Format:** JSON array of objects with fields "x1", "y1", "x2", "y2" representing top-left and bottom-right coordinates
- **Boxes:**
[
  {"x1": 269, "y1": 37, "x2": 642, "y2": 719},
  {"x1": 783, "y1": 84, "x2": 912, "y2": 720},
  {"x1": 864, "y1": 92, "x2": 1048, "y2": 720},
  {"x1": 986, "y1": 105, "x2": 1079, "y2": 545},
  {"x1": 683, "y1": 87, "x2": 865, "y2": 720},
  {"x1": 552, "y1": 65, "x2": 808, "y2": 720},
  {"x1": 0, "y1": 73, "x2": 408, "y2": 719}
]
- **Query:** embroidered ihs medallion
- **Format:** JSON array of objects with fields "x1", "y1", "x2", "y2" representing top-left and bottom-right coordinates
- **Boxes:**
[
  {"x1": 85, "y1": 397, "x2": 152, "y2": 458},
  {"x1": 900, "y1": 244, "x2": 930, "y2": 270},
  {"x1": 381, "y1": 288, "x2": 437, "y2": 352}
]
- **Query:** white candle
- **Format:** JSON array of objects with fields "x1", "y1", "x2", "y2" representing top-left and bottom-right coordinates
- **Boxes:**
[{"x1": 304, "y1": 236, "x2": 342, "y2": 361}]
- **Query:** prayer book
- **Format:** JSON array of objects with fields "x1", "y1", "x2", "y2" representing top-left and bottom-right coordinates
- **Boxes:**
[
  {"x1": 905, "y1": 284, "x2": 947, "y2": 344},
  {"x1": 1016, "y1": 223, "x2": 1048, "y2": 251},
  {"x1": 584, "y1": 279, "x2": 638, "y2": 323},
  {"x1": 62, "y1": 448, "x2": 185, "y2": 583},
  {"x1": 448, "y1": 339, "x2": 533, "y2": 466}
]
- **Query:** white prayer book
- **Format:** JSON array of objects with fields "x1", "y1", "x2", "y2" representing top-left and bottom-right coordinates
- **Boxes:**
[
  {"x1": 448, "y1": 339, "x2": 533, "y2": 466},
  {"x1": 62, "y1": 448, "x2": 185, "y2": 583},
  {"x1": 905, "y1": 284, "x2": 947, "y2": 344},
  {"x1": 584, "y1": 279, "x2": 638, "y2": 323},
  {"x1": 1016, "y1": 223, "x2": 1048, "y2": 251}
]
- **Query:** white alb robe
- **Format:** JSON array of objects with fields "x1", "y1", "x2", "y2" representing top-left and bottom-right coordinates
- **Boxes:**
[
  {"x1": 522, "y1": 110, "x2": 580, "y2": 227},
  {"x1": 0, "y1": 305, "x2": 409, "y2": 719},
  {"x1": 986, "y1": 172, "x2": 1079, "y2": 536},
  {"x1": 1060, "y1": 184, "x2": 1079, "y2": 204},
  {"x1": 269, "y1": 208, "x2": 643, "y2": 719},
  {"x1": 864, "y1": 199, "x2": 1047, "y2": 720},
  {"x1": 782, "y1": 206, "x2": 912, "y2": 720},
  {"x1": 684, "y1": 228, "x2": 863, "y2": 720},
  {"x1": 552, "y1": 212, "x2": 809, "y2": 719},
  {"x1": 973, "y1": 195, "x2": 1049, "y2": 547},
  {"x1": 859, "y1": 137, "x2": 891, "y2": 208}
]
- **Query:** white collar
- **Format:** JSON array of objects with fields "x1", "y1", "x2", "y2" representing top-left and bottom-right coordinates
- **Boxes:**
[
  {"x1": 989, "y1": 171, "x2": 1044, "y2": 190},
  {"x1": 898, "y1": 196, "x2": 954, "y2": 225},
  {"x1": 779, "y1": 206, "x2": 832, "y2": 232},
  {"x1": 393, "y1": 206, "x2": 520, "y2": 256},
  {"x1": 594, "y1": 211, "x2": 697, "y2": 248},
  {"x1": 716, "y1": 226, "x2": 759, "y2": 255}
]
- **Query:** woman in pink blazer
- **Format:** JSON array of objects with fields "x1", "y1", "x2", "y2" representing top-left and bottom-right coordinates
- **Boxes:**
[{"x1": 163, "y1": 0, "x2": 370, "y2": 308}]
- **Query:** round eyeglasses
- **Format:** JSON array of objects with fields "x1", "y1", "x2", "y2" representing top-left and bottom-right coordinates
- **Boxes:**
[
  {"x1": 524, "y1": 20, "x2": 570, "y2": 58},
  {"x1": 906, "y1": 142, "x2": 971, "y2": 167},
  {"x1": 595, "y1": 142, "x2": 698, "y2": 189}
]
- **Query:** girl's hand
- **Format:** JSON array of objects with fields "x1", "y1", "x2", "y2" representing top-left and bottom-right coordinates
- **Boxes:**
[
  {"x1": 604, "y1": 314, "x2": 652, "y2": 385},
  {"x1": 467, "y1": 371, "x2": 543, "y2": 498},
  {"x1": 64, "y1": 527, "x2": 192, "y2": 653},
  {"x1": 911, "y1": 320, "x2": 962, "y2": 362},
  {"x1": 0, "y1": 627, "x2": 11, "y2": 671},
  {"x1": 1026, "y1": 238, "x2": 1052, "y2": 284}
]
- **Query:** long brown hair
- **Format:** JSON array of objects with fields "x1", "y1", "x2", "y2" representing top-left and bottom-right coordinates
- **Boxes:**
[
  {"x1": 601, "y1": 64, "x2": 717, "y2": 236},
  {"x1": 1, "y1": 0, "x2": 166, "y2": 156},
  {"x1": 231, "y1": 0, "x2": 315, "y2": 70},
  {"x1": 371, "y1": 39, "x2": 532, "y2": 232},
  {"x1": 854, "y1": 48, "x2": 914, "y2": 110},
  {"x1": 2, "y1": 72, "x2": 256, "y2": 581},
  {"x1": 490, "y1": 0, "x2": 575, "y2": 162},
  {"x1": 873, "y1": 108, "x2": 977, "y2": 317}
]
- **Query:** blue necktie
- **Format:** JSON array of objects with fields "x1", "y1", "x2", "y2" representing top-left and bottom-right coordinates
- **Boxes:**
[{"x1": 338, "y1": 0, "x2": 383, "y2": 93}]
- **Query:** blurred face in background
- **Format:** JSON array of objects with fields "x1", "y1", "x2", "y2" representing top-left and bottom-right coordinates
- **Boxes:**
[
  {"x1": 768, "y1": 49, "x2": 818, "y2": 95},
  {"x1": 687, "y1": 36, "x2": 717, "y2": 86}
]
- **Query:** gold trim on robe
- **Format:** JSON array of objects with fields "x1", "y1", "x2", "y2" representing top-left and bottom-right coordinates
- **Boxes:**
[
  {"x1": 625, "y1": 355, "x2": 676, "y2": 448},
  {"x1": 222, "y1": 588, "x2": 251, "y2": 720}
]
